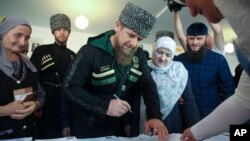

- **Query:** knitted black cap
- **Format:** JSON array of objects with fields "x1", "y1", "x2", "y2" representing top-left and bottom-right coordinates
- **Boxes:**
[{"x1": 186, "y1": 22, "x2": 208, "y2": 36}]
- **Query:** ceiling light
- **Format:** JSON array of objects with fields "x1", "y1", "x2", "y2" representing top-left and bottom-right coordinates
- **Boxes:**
[
  {"x1": 224, "y1": 42, "x2": 234, "y2": 54},
  {"x1": 75, "y1": 15, "x2": 89, "y2": 30}
]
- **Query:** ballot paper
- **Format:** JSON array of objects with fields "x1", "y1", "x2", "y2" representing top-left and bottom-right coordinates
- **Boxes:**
[
  {"x1": 1, "y1": 137, "x2": 32, "y2": 141},
  {"x1": 34, "y1": 133, "x2": 229, "y2": 141},
  {"x1": 36, "y1": 136, "x2": 78, "y2": 141},
  {"x1": 76, "y1": 136, "x2": 118, "y2": 141},
  {"x1": 118, "y1": 134, "x2": 181, "y2": 141}
]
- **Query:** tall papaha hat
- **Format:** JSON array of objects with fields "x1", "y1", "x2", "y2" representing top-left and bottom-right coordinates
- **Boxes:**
[
  {"x1": 50, "y1": 13, "x2": 71, "y2": 33},
  {"x1": 155, "y1": 30, "x2": 175, "y2": 42},
  {"x1": 186, "y1": 22, "x2": 208, "y2": 36},
  {"x1": 118, "y1": 2, "x2": 156, "y2": 38}
]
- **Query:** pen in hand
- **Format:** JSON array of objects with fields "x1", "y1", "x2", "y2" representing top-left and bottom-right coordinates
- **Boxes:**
[{"x1": 113, "y1": 94, "x2": 133, "y2": 113}]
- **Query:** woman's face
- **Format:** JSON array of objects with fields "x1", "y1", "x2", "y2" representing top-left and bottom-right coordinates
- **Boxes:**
[
  {"x1": 152, "y1": 48, "x2": 172, "y2": 67},
  {"x1": 2, "y1": 25, "x2": 31, "y2": 54}
]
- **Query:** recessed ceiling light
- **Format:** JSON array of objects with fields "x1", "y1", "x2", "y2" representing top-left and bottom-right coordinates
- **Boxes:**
[
  {"x1": 225, "y1": 42, "x2": 234, "y2": 54},
  {"x1": 75, "y1": 15, "x2": 89, "y2": 30}
]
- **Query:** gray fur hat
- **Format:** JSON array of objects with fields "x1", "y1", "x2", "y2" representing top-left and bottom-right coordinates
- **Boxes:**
[
  {"x1": 155, "y1": 30, "x2": 175, "y2": 42},
  {"x1": 50, "y1": 13, "x2": 71, "y2": 33},
  {"x1": 118, "y1": 2, "x2": 156, "y2": 38}
]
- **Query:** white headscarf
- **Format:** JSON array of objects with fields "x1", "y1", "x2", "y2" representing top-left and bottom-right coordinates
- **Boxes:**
[
  {"x1": 0, "y1": 17, "x2": 37, "y2": 78},
  {"x1": 149, "y1": 36, "x2": 188, "y2": 120},
  {"x1": 154, "y1": 36, "x2": 176, "y2": 59}
]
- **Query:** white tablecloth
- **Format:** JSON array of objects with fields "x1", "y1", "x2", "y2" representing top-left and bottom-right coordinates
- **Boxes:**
[{"x1": 2, "y1": 133, "x2": 229, "y2": 141}]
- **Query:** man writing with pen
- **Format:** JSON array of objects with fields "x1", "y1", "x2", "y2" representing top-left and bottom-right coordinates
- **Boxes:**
[
  {"x1": 62, "y1": 2, "x2": 168, "y2": 141},
  {"x1": 113, "y1": 94, "x2": 133, "y2": 113}
]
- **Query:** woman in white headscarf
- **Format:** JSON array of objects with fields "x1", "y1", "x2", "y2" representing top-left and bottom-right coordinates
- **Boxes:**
[
  {"x1": 148, "y1": 36, "x2": 200, "y2": 133},
  {"x1": 0, "y1": 17, "x2": 45, "y2": 139}
]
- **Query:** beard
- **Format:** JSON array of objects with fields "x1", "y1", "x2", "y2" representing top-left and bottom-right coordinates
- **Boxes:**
[
  {"x1": 55, "y1": 36, "x2": 68, "y2": 45},
  {"x1": 114, "y1": 45, "x2": 138, "y2": 65},
  {"x1": 186, "y1": 44, "x2": 207, "y2": 62}
]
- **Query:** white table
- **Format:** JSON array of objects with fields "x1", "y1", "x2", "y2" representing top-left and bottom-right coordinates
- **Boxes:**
[{"x1": 3, "y1": 133, "x2": 229, "y2": 141}]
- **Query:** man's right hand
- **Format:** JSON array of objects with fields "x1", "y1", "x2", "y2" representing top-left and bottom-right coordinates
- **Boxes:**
[{"x1": 106, "y1": 99, "x2": 131, "y2": 117}]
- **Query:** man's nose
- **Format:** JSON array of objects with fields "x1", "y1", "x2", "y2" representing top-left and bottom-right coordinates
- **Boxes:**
[
  {"x1": 193, "y1": 38, "x2": 199, "y2": 44},
  {"x1": 130, "y1": 38, "x2": 138, "y2": 48}
]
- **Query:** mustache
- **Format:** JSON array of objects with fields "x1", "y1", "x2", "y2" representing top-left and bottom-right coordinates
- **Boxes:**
[{"x1": 115, "y1": 46, "x2": 138, "y2": 65}]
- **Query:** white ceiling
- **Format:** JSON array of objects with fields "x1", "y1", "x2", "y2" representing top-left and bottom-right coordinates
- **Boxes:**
[{"x1": 0, "y1": 0, "x2": 235, "y2": 44}]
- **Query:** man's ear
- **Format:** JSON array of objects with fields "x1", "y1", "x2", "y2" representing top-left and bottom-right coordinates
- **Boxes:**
[
  {"x1": 114, "y1": 21, "x2": 122, "y2": 32},
  {"x1": 115, "y1": 20, "x2": 123, "y2": 32}
]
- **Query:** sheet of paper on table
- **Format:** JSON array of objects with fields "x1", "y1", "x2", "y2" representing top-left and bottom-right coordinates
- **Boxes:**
[
  {"x1": 34, "y1": 132, "x2": 229, "y2": 141},
  {"x1": 1, "y1": 137, "x2": 32, "y2": 141},
  {"x1": 118, "y1": 133, "x2": 181, "y2": 141},
  {"x1": 35, "y1": 134, "x2": 181, "y2": 141},
  {"x1": 77, "y1": 134, "x2": 180, "y2": 141},
  {"x1": 36, "y1": 137, "x2": 78, "y2": 141}
]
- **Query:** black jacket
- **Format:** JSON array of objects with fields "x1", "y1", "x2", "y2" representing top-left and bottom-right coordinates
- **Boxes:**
[{"x1": 62, "y1": 30, "x2": 162, "y2": 137}]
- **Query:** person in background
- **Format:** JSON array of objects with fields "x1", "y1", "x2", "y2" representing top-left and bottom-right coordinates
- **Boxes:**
[
  {"x1": 155, "y1": 30, "x2": 175, "y2": 43},
  {"x1": 0, "y1": 17, "x2": 45, "y2": 139},
  {"x1": 168, "y1": 0, "x2": 225, "y2": 56},
  {"x1": 31, "y1": 13, "x2": 75, "y2": 139},
  {"x1": 148, "y1": 36, "x2": 200, "y2": 133},
  {"x1": 178, "y1": 0, "x2": 250, "y2": 140},
  {"x1": 174, "y1": 21, "x2": 235, "y2": 119},
  {"x1": 62, "y1": 2, "x2": 168, "y2": 141}
]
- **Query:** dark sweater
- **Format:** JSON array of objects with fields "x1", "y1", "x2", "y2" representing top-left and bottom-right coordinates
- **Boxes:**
[{"x1": 0, "y1": 66, "x2": 38, "y2": 139}]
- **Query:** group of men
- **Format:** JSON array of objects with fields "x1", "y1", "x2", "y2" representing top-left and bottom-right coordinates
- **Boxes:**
[{"x1": 30, "y1": 2, "x2": 168, "y2": 140}]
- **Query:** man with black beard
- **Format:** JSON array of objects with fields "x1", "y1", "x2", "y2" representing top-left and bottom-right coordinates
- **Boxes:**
[
  {"x1": 175, "y1": 22, "x2": 235, "y2": 119},
  {"x1": 62, "y1": 2, "x2": 168, "y2": 141},
  {"x1": 31, "y1": 13, "x2": 75, "y2": 139},
  {"x1": 186, "y1": 41, "x2": 207, "y2": 62}
]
